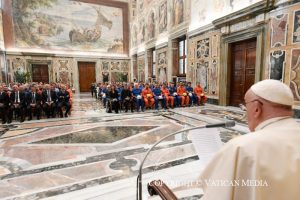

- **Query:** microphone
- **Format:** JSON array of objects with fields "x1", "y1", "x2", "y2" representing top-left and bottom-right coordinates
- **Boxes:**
[
  {"x1": 137, "y1": 120, "x2": 236, "y2": 200},
  {"x1": 205, "y1": 120, "x2": 235, "y2": 128}
]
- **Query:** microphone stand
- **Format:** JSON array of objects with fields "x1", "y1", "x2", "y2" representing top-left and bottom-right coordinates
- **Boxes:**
[{"x1": 136, "y1": 121, "x2": 235, "y2": 200}]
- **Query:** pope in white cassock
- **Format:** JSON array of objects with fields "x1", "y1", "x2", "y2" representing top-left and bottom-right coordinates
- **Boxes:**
[{"x1": 199, "y1": 79, "x2": 300, "y2": 200}]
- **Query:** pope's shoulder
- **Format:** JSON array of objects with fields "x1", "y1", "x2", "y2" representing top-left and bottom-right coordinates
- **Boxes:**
[{"x1": 224, "y1": 118, "x2": 300, "y2": 150}]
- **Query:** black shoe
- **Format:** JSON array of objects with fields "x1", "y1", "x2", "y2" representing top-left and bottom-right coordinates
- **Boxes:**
[
  {"x1": 64, "y1": 114, "x2": 68, "y2": 117},
  {"x1": 20, "y1": 118, "x2": 25, "y2": 123},
  {"x1": 28, "y1": 117, "x2": 32, "y2": 121},
  {"x1": 2, "y1": 121, "x2": 6, "y2": 124},
  {"x1": 7, "y1": 120, "x2": 12, "y2": 124}
]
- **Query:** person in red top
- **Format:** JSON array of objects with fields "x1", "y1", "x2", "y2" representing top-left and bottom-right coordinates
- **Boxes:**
[
  {"x1": 194, "y1": 82, "x2": 207, "y2": 105},
  {"x1": 142, "y1": 83, "x2": 154, "y2": 109},
  {"x1": 161, "y1": 84, "x2": 174, "y2": 109},
  {"x1": 177, "y1": 82, "x2": 189, "y2": 106}
]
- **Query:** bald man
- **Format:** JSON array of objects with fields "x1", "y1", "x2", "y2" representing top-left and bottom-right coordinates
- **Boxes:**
[{"x1": 199, "y1": 80, "x2": 300, "y2": 200}]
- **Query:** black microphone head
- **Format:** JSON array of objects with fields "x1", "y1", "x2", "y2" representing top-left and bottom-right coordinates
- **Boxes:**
[{"x1": 225, "y1": 120, "x2": 235, "y2": 128}]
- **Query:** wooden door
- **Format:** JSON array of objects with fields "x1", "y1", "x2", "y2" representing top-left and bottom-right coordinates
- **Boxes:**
[
  {"x1": 32, "y1": 64, "x2": 49, "y2": 83},
  {"x1": 78, "y1": 62, "x2": 96, "y2": 92},
  {"x1": 230, "y1": 38, "x2": 256, "y2": 106}
]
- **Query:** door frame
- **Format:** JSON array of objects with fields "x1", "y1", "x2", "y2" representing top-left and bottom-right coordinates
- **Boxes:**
[
  {"x1": 219, "y1": 25, "x2": 265, "y2": 106},
  {"x1": 28, "y1": 60, "x2": 52, "y2": 83},
  {"x1": 77, "y1": 61, "x2": 96, "y2": 92}
]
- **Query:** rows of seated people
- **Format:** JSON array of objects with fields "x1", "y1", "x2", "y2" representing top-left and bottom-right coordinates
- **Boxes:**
[
  {"x1": 0, "y1": 83, "x2": 73, "y2": 124},
  {"x1": 90, "y1": 82, "x2": 207, "y2": 114}
]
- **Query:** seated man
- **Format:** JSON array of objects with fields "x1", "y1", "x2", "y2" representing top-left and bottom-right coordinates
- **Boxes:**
[
  {"x1": 0, "y1": 85, "x2": 9, "y2": 124},
  {"x1": 168, "y1": 82, "x2": 181, "y2": 107},
  {"x1": 42, "y1": 84, "x2": 57, "y2": 118},
  {"x1": 142, "y1": 83, "x2": 154, "y2": 109},
  {"x1": 161, "y1": 84, "x2": 174, "y2": 109},
  {"x1": 199, "y1": 80, "x2": 300, "y2": 200},
  {"x1": 132, "y1": 83, "x2": 144, "y2": 112},
  {"x1": 26, "y1": 85, "x2": 43, "y2": 120},
  {"x1": 194, "y1": 82, "x2": 207, "y2": 105},
  {"x1": 9, "y1": 85, "x2": 26, "y2": 123},
  {"x1": 152, "y1": 83, "x2": 166, "y2": 110},
  {"x1": 121, "y1": 84, "x2": 134, "y2": 113},
  {"x1": 57, "y1": 85, "x2": 71, "y2": 117},
  {"x1": 186, "y1": 82, "x2": 196, "y2": 106},
  {"x1": 177, "y1": 82, "x2": 189, "y2": 107}
]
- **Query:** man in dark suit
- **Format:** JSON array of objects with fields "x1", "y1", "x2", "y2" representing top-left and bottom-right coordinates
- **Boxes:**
[
  {"x1": 121, "y1": 84, "x2": 134, "y2": 112},
  {"x1": 57, "y1": 85, "x2": 71, "y2": 117},
  {"x1": 42, "y1": 84, "x2": 57, "y2": 118},
  {"x1": 0, "y1": 85, "x2": 10, "y2": 124},
  {"x1": 9, "y1": 85, "x2": 26, "y2": 123},
  {"x1": 26, "y1": 85, "x2": 43, "y2": 120}
]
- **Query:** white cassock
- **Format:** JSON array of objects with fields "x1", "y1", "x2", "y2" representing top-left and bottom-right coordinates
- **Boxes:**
[{"x1": 199, "y1": 117, "x2": 300, "y2": 200}]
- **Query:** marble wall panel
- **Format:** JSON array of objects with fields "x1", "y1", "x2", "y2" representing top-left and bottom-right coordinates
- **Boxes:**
[
  {"x1": 290, "y1": 49, "x2": 300, "y2": 101},
  {"x1": 266, "y1": 4, "x2": 300, "y2": 105},
  {"x1": 270, "y1": 14, "x2": 288, "y2": 47},
  {"x1": 293, "y1": 10, "x2": 300, "y2": 44},
  {"x1": 269, "y1": 50, "x2": 286, "y2": 81}
]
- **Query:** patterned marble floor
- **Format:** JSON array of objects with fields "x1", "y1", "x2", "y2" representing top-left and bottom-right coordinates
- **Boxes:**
[{"x1": 0, "y1": 93, "x2": 250, "y2": 200}]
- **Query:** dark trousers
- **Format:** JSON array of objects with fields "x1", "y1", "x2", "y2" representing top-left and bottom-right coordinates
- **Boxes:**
[
  {"x1": 107, "y1": 100, "x2": 119, "y2": 113},
  {"x1": 91, "y1": 90, "x2": 94, "y2": 97},
  {"x1": 57, "y1": 102, "x2": 70, "y2": 117},
  {"x1": 0, "y1": 105, "x2": 8, "y2": 123},
  {"x1": 123, "y1": 99, "x2": 134, "y2": 112},
  {"x1": 27, "y1": 103, "x2": 42, "y2": 120},
  {"x1": 9, "y1": 104, "x2": 25, "y2": 122},
  {"x1": 43, "y1": 102, "x2": 56, "y2": 118}
]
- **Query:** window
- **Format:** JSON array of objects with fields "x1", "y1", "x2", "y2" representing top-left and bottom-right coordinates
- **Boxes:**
[
  {"x1": 178, "y1": 38, "x2": 187, "y2": 75},
  {"x1": 152, "y1": 49, "x2": 156, "y2": 78}
]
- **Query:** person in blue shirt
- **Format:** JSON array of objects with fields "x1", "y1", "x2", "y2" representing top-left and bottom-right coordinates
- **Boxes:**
[
  {"x1": 168, "y1": 82, "x2": 181, "y2": 107},
  {"x1": 152, "y1": 83, "x2": 166, "y2": 110},
  {"x1": 132, "y1": 83, "x2": 144, "y2": 112},
  {"x1": 101, "y1": 85, "x2": 109, "y2": 108},
  {"x1": 185, "y1": 82, "x2": 196, "y2": 106}
]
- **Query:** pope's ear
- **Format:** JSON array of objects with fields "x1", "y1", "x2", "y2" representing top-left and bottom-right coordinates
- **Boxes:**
[{"x1": 254, "y1": 101, "x2": 263, "y2": 118}]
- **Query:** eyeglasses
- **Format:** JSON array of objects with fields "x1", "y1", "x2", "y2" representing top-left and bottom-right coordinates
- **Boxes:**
[
  {"x1": 244, "y1": 99, "x2": 263, "y2": 105},
  {"x1": 240, "y1": 99, "x2": 263, "y2": 111}
]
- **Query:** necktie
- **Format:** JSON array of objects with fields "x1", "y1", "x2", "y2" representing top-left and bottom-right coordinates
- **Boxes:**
[
  {"x1": 32, "y1": 92, "x2": 36, "y2": 104},
  {"x1": 15, "y1": 92, "x2": 19, "y2": 103},
  {"x1": 48, "y1": 90, "x2": 51, "y2": 102}
]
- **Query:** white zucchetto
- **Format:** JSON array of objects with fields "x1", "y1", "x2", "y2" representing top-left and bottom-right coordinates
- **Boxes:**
[{"x1": 251, "y1": 79, "x2": 294, "y2": 106}]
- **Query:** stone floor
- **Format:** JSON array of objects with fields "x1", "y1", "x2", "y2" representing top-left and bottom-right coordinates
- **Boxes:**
[{"x1": 0, "y1": 93, "x2": 250, "y2": 200}]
